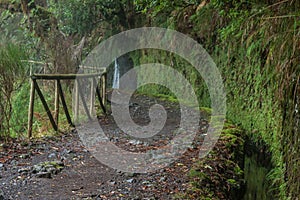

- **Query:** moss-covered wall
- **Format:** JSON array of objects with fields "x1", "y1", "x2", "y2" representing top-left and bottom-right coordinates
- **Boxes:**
[
  {"x1": 133, "y1": 49, "x2": 211, "y2": 107},
  {"x1": 133, "y1": 1, "x2": 300, "y2": 198}
]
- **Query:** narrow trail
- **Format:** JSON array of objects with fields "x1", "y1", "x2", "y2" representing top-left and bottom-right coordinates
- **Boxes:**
[{"x1": 0, "y1": 94, "x2": 208, "y2": 200}]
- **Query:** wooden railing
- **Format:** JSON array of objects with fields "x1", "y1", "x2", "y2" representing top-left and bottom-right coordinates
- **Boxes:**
[{"x1": 27, "y1": 69, "x2": 107, "y2": 138}]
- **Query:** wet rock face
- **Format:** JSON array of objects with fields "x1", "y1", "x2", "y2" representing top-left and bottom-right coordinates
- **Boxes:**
[{"x1": 107, "y1": 53, "x2": 136, "y2": 90}]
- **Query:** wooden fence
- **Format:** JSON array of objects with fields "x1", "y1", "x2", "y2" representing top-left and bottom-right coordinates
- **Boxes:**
[{"x1": 27, "y1": 69, "x2": 107, "y2": 138}]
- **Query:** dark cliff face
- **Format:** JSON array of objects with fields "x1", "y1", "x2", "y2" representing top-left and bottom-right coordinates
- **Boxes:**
[{"x1": 107, "y1": 53, "x2": 136, "y2": 91}]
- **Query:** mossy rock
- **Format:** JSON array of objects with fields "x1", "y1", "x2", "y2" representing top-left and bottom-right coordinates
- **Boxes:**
[
  {"x1": 32, "y1": 160, "x2": 64, "y2": 176},
  {"x1": 200, "y1": 107, "x2": 212, "y2": 119}
]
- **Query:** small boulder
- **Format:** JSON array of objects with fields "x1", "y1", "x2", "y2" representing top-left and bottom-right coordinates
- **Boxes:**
[
  {"x1": 19, "y1": 154, "x2": 30, "y2": 159},
  {"x1": 0, "y1": 189, "x2": 4, "y2": 200},
  {"x1": 126, "y1": 178, "x2": 135, "y2": 183},
  {"x1": 32, "y1": 161, "x2": 64, "y2": 178},
  {"x1": 18, "y1": 167, "x2": 31, "y2": 174},
  {"x1": 48, "y1": 153, "x2": 56, "y2": 159},
  {"x1": 36, "y1": 172, "x2": 52, "y2": 179},
  {"x1": 129, "y1": 140, "x2": 143, "y2": 145}
]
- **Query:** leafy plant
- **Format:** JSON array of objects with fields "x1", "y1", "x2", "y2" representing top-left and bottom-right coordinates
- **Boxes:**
[{"x1": 0, "y1": 42, "x2": 28, "y2": 140}]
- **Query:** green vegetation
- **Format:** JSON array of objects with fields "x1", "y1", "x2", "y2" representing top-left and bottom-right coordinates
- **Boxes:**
[
  {"x1": 133, "y1": 1, "x2": 299, "y2": 198},
  {"x1": 244, "y1": 154, "x2": 270, "y2": 200},
  {"x1": 0, "y1": 42, "x2": 28, "y2": 140},
  {"x1": 184, "y1": 124, "x2": 245, "y2": 199},
  {"x1": 0, "y1": 0, "x2": 298, "y2": 198}
]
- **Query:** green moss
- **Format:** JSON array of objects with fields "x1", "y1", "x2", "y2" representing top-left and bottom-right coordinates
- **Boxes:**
[
  {"x1": 185, "y1": 121, "x2": 245, "y2": 199},
  {"x1": 200, "y1": 107, "x2": 212, "y2": 119},
  {"x1": 118, "y1": 0, "x2": 298, "y2": 198},
  {"x1": 47, "y1": 161, "x2": 64, "y2": 169},
  {"x1": 145, "y1": 93, "x2": 179, "y2": 103},
  {"x1": 189, "y1": 167, "x2": 208, "y2": 180}
]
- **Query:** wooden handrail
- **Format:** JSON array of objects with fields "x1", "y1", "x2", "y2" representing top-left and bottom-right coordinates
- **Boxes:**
[
  {"x1": 27, "y1": 71, "x2": 107, "y2": 138},
  {"x1": 31, "y1": 73, "x2": 105, "y2": 80}
]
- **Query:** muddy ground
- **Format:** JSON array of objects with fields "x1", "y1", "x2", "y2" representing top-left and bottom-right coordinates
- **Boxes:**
[{"x1": 0, "y1": 94, "x2": 208, "y2": 200}]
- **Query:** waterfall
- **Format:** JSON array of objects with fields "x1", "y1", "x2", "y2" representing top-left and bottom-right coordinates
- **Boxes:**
[{"x1": 112, "y1": 58, "x2": 120, "y2": 89}]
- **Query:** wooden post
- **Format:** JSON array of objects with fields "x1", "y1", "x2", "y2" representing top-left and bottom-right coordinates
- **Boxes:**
[
  {"x1": 57, "y1": 80, "x2": 73, "y2": 126},
  {"x1": 90, "y1": 78, "x2": 95, "y2": 116},
  {"x1": 74, "y1": 79, "x2": 79, "y2": 122},
  {"x1": 96, "y1": 84, "x2": 106, "y2": 114},
  {"x1": 101, "y1": 73, "x2": 107, "y2": 107},
  {"x1": 93, "y1": 76, "x2": 106, "y2": 114},
  {"x1": 33, "y1": 79, "x2": 58, "y2": 131},
  {"x1": 77, "y1": 79, "x2": 92, "y2": 121},
  {"x1": 27, "y1": 78, "x2": 35, "y2": 138},
  {"x1": 54, "y1": 80, "x2": 59, "y2": 128}
]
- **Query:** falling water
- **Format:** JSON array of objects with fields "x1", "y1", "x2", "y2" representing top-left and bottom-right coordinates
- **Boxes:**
[{"x1": 112, "y1": 58, "x2": 120, "y2": 89}]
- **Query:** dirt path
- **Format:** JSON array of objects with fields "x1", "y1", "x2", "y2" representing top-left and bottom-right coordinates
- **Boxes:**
[{"x1": 0, "y1": 94, "x2": 207, "y2": 200}]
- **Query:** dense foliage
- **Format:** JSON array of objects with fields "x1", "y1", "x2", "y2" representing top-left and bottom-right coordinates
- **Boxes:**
[
  {"x1": 0, "y1": 0, "x2": 299, "y2": 198},
  {"x1": 133, "y1": 0, "x2": 300, "y2": 199},
  {"x1": 0, "y1": 42, "x2": 28, "y2": 139}
]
